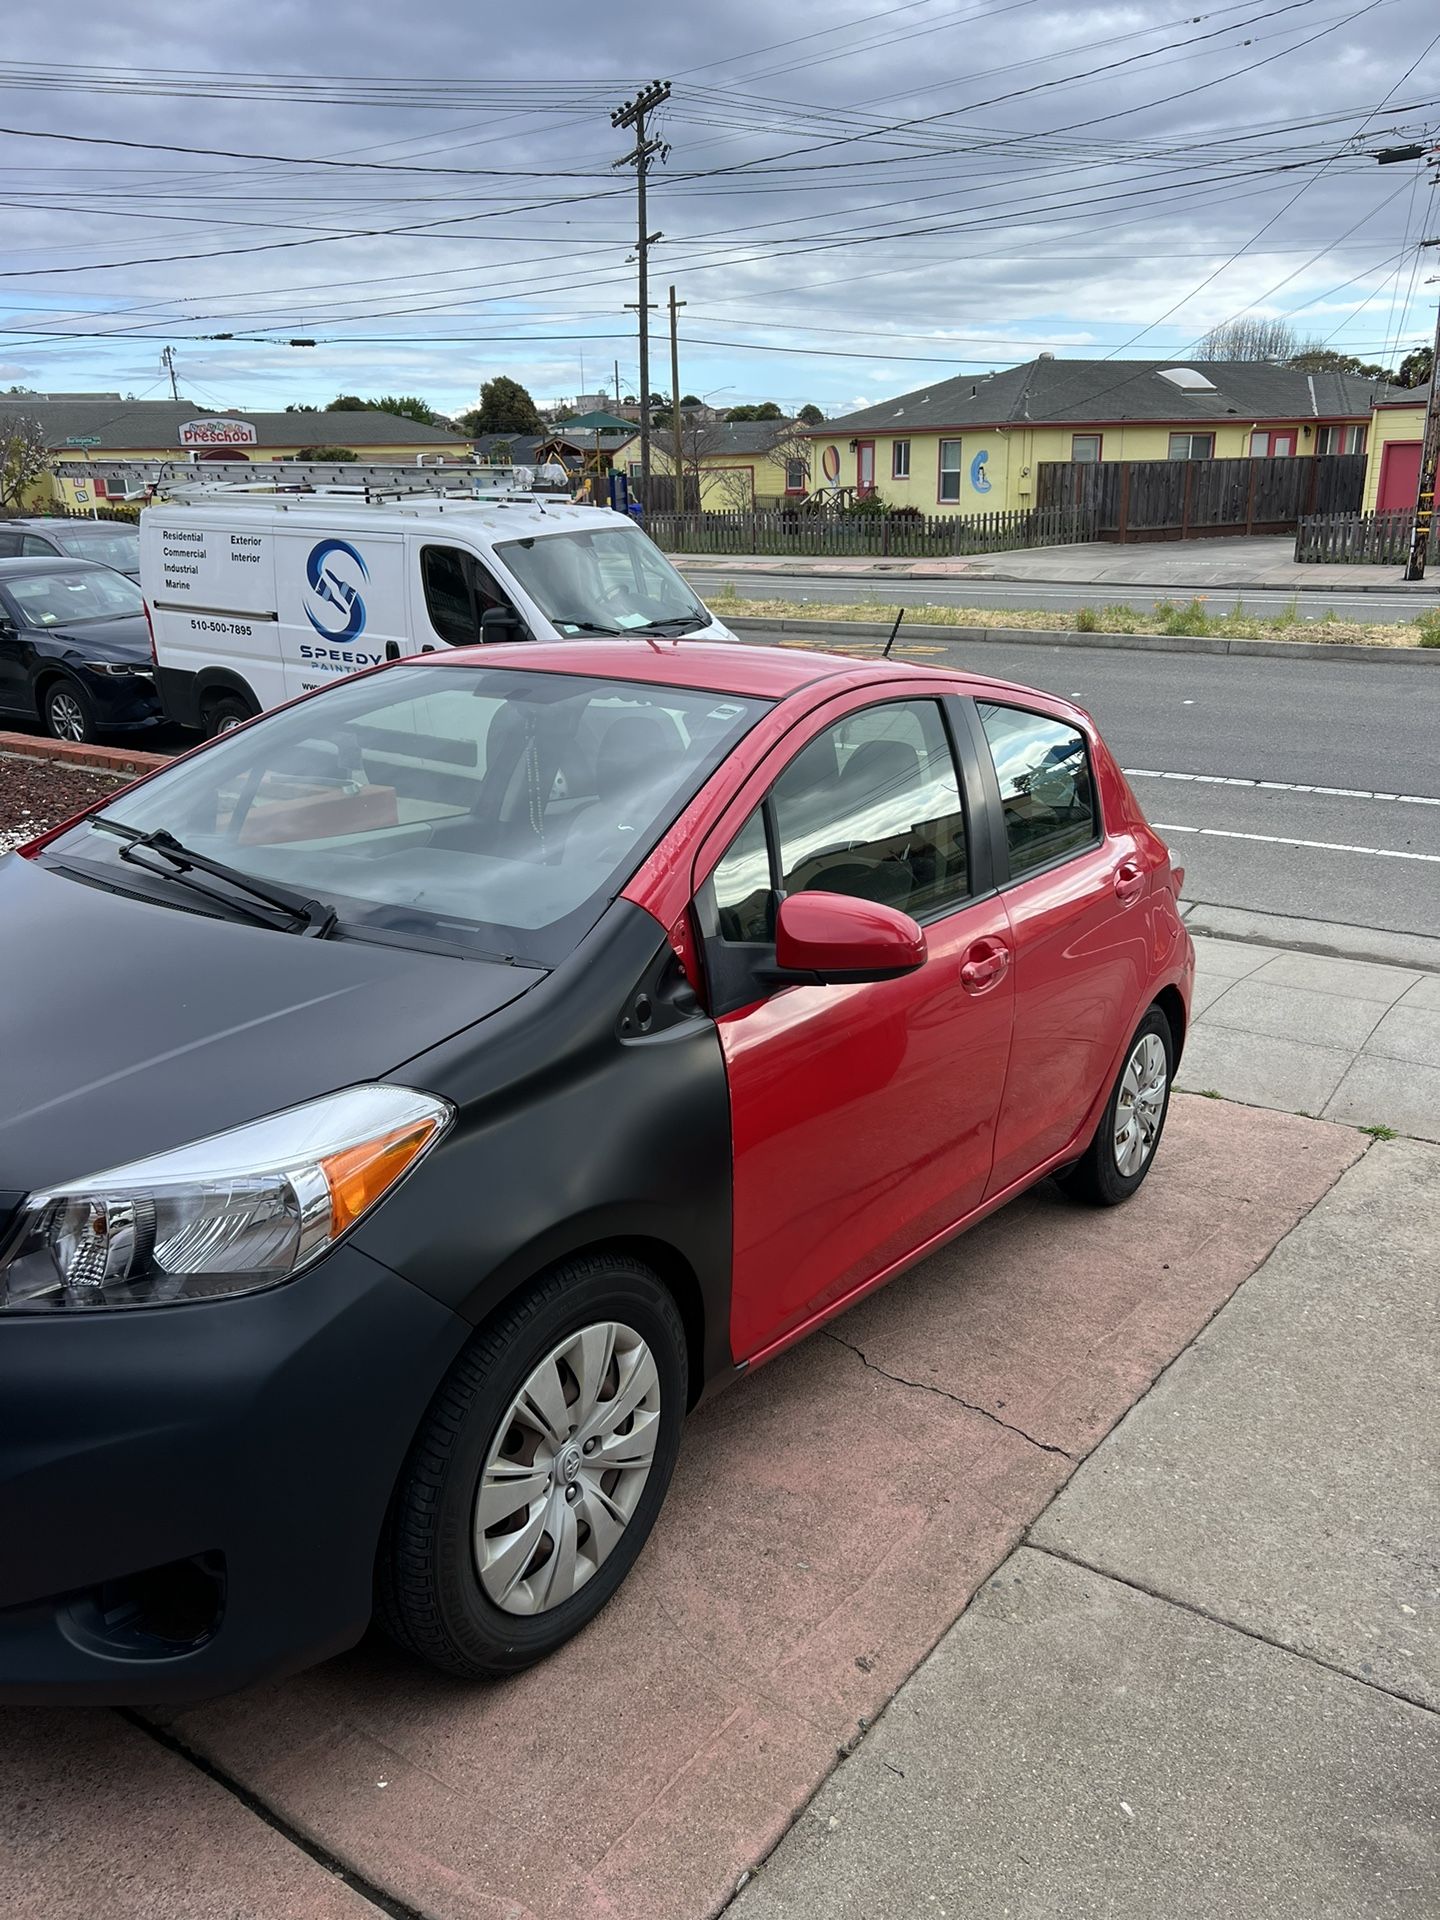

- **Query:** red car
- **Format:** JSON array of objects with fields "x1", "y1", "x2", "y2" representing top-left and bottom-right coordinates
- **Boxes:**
[{"x1": 1, "y1": 639, "x2": 1191, "y2": 1700}]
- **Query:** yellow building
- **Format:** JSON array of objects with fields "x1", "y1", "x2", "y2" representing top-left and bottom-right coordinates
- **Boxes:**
[
  {"x1": 806, "y1": 359, "x2": 1394, "y2": 515},
  {"x1": 636, "y1": 419, "x2": 809, "y2": 510},
  {"x1": 1362, "y1": 390, "x2": 1430, "y2": 514},
  {"x1": 16, "y1": 398, "x2": 473, "y2": 509}
]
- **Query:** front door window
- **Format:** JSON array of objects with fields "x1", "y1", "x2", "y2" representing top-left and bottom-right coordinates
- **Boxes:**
[{"x1": 856, "y1": 442, "x2": 875, "y2": 493}]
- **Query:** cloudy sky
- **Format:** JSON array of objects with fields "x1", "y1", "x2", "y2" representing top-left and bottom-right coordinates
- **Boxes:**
[{"x1": 1, "y1": 0, "x2": 1437, "y2": 419}]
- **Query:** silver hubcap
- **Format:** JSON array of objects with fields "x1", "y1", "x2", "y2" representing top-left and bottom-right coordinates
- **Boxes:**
[
  {"x1": 216, "y1": 714, "x2": 243, "y2": 734},
  {"x1": 49, "y1": 691, "x2": 85, "y2": 741},
  {"x1": 474, "y1": 1321, "x2": 661, "y2": 1616},
  {"x1": 1114, "y1": 1031, "x2": 1168, "y2": 1177}
]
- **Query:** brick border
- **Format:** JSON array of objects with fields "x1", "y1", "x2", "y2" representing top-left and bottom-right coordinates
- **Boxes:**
[{"x1": 0, "y1": 730, "x2": 167, "y2": 777}]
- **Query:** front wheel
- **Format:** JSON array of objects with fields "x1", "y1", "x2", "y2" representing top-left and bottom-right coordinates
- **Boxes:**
[
  {"x1": 377, "y1": 1255, "x2": 687, "y2": 1678},
  {"x1": 42, "y1": 677, "x2": 95, "y2": 744},
  {"x1": 203, "y1": 693, "x2": 254, "y2": 737},
  {"x1": 1057, "y1": 1005, "x2": 1174, "y2": 1207}
]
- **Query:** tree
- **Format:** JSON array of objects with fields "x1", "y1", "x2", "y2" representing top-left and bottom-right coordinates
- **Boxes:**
[
  {"x1": 1397, "y1": 345, "x2": 1434, "y2": 389},
  {"x1": 308, "y1": 445, "x2": 359, "y2": 462},
  {"x1": 285, "y1": 403, "x2": 318, "y2": 413},
  {"x1": 0, "y1": 411, "x2": 49, "y2": 509},
  {"x1": 371, "y1": 394, "x2": 440, "y2": 426},
  {"x1": 325, "y1": 393, "x2": 368, "y2": 412},
  {"x1": 797, "y1": 403, "x2": 826, "y2": 425},
  {"x1": 1287, "y1": 344, "x2": 1396, "y2": 381},
  {"x1": 1194, "y1": 317, "x2": 1298, "y2": 362},
  {"x1": 679, "y1": 393, "x2": 702, "y2": 408},
  {"x1": 466, "y1": 376, "x2": 545, "y2": 435},
  {"x1": 725, "y1": 402, "x2": 784, "y2": 421}
]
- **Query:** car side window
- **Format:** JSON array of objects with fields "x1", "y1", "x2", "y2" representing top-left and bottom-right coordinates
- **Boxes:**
[
  {"x1": 21, "y1": 535, "x2": 56, "y2": 557},
  {"x1": 711, "y1": 807, "x2": 774, "y2": 943},
  {"x1": 0, "y1": 532, "x2": 20, "y2": 558},
  {"x1": 978, "y1": 703, "x2": 1098, "y2": 878},
  {"x1": 421, "y1": 545, "x2": 508, "y2": 644},
  {"x1": 773, "y1": 700, "x2": 968, "y2": 917}
]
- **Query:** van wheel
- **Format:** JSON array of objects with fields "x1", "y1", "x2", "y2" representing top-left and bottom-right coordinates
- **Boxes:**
[
  {"x1": 204, "y1": 694, "x2": 253, "y2": 737},
  {"x1": 377, "y1": 1255, "x2": 686, "y2": 1678},
  {"x1": 42, "y1": 677, "x2": 95, "y2": 744}
]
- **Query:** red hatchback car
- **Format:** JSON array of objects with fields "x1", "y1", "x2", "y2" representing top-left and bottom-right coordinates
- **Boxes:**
[{"x1": 1, "y1": 639, "x2": 1191, "y2": 1700}]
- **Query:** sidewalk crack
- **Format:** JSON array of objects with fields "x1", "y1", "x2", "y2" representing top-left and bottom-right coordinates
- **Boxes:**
[{"x1": 824, "y1": 1331, "x2": 1073, "y2": 1458}]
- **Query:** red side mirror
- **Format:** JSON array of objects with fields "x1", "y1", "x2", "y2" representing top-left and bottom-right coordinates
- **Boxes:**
[{"x1": 775, "y1": 891, "x2": 926, "y2": 983}]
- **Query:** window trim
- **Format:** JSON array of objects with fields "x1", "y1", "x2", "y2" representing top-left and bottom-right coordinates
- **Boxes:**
[
  {"x1": 1070, "y1": 433, "x2": 1102, "y2": 463},
  {"x1": 1167, "y1": 431, "x2": 1215, "y2": 461},
  {"x1": 958, "y1": 696, "x2": 1104, "y2": 890},
  {"x1": 892, "y1": 439, "x2": 911, "y2": 480},
  {"x1": 937, "y1": 438, "x2": 963, "y2": 504}
]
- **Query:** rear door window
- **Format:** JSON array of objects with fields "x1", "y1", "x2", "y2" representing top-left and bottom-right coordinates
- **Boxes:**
[{"x1": 977, "y1": 703, "x2": 1099, "y2": 878}]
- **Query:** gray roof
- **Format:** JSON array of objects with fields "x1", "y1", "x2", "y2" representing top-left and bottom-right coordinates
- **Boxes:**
[
  {"x1": 816, "y1": 360, "x2": 1404, "y2": 434},
  {"x1": 469, "y1": 434, "x2": 548, "y2": 463},
  {"x1": 684, "y1": 420, "x2": 794, "y2": 456},
  {"x1": 13, "y1": 397, "x2": 467, "y2": 450}
]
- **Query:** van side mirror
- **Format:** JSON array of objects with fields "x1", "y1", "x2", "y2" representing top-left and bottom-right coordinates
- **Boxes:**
[
  {"x1": 773, "y1": 892, "x2": 926, "y2": 984},
  {"x1": 480, "y1": 606, "x2": 525, "y2": 642}
]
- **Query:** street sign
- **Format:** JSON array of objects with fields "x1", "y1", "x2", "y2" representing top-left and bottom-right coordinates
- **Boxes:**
[{"x1": 64, "y1": 435, "x2": 102, "y2": 448}]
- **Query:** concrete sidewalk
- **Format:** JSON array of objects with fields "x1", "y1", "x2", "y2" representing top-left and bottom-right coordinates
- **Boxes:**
[
  {"x1": 732, "y1": 1133, "x2": 1439, "y2": 1919},
  {"x1": 676, "y1": 535, "x2": 1437, "y2": 596}
]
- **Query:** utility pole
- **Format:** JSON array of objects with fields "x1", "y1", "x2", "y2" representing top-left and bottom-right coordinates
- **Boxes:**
[
  {"x1": 612, "y1": 79, "x2": 670, "y2": 508},
  {"x1": 161, "y1": 345, "x2": 179, "y2": 402},
  {"x1": 1404, "y1": 241, "x2": 1440, "y2": 581},
  {"x1": 668, "y1": 285, "x2": 686, "y2": 513}
]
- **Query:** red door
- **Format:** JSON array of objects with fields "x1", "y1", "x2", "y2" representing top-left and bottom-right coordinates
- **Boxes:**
[
  {"x1": 1271, "y1": 431, "x2": 1296, "y2": 457},
  {"x1": 1378, "y1": 440, "x2": 1422, "y2": 513},
  {"x1": 855, "y1": 440, "x2": 875, "y2": 495},
  {"x1": 700, "y1": 694, "x2": 1015, "y2": 1362},
  {"x1": 970, "y1": 699, "x2": 1152, "y2": 1196}
]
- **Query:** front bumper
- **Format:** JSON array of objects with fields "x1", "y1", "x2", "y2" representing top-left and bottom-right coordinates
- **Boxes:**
[
  {"x1": 0, "y1": 1243, "x2": 468, "y2": 1704},
  {"x1": 82, "y1": 669, "x2": 162, "y2": 733}
]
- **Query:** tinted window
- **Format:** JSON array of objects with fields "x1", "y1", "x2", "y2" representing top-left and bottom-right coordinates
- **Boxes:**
[
  {"x1": 712, "y1": 808, "x2": 773, "y2": 943},
  {"x1": 60, "y1": 667, "x2": 767, "y2": 966},
  {"x1": 21, "y1": 534, "x2": 58, "y2": 557},
  {"x1": 978, "y1": 703, "x2": 1098, "y2": 877},
  {"x1": 773, "y1": 701, "x2": 967, "y2": 917},
  {"x1": 50, "y1": 527, "x2": 141, "y2": 572},
  {"x1": 0, "y1": 531, "x2": 21, "y2": 557},
  {"x1": 420, "y1": 545, "x2": 508, "y2": 645}
]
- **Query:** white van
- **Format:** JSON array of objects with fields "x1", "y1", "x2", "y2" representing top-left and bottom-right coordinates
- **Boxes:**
[{"x1": 141, "y1": 497, "x2": 733, "y2": 734}]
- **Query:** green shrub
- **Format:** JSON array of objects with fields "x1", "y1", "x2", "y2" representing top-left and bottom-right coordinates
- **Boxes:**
[
  {"x1": 1158, "y1": 596, "x2": 1213, "y2": 637},
  {"x1": 1416, "y1": 608, "x2": 1440, "y2": 648}
]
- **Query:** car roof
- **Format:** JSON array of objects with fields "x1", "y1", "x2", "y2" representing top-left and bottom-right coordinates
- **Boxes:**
[
  {"x1": 0, "y1": 555, "x2": 113, "y2": 575},
  {"x1": 439, "y1": 638, "x2": 960, "y2": 700}
]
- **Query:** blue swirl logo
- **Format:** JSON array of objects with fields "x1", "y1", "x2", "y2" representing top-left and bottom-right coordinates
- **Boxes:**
[
  {"x1": 970, "y1": 449, "x2": 991, "y2": 494},
  {"x1": 304, "y1": 539, "x2": 368, "y2": 643}
]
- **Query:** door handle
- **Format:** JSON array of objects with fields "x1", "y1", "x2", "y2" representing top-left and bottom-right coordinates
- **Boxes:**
[
  {"x1": 1113, "y1": 860, "x2": 1146, "y2": 904},
  {"x1": 960, "y1": 939, "x2": 1010, "y2": 994}
]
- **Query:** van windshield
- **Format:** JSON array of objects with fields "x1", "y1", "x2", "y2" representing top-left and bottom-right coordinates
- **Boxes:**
[
  {"x1": 56, "y1": 665, "x2": 768, "y2": 966},
  {"x1": 495, "y1": 525, "x2": 712, "y2": 636}
]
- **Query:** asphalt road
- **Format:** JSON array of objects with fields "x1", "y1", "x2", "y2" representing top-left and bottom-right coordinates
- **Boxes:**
[
  {"x1": 685, "y1": 569, "x2": 1433, "y2": 625},
  {"x1": 743, "y1": 625, "x2": 1440, "y2": 941}
]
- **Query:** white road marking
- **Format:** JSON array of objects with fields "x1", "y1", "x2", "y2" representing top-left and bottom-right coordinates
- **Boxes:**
[
  {"x1": 1126, "y1": 768, "x2": 1440, "y2": 807},
  {"x1": 1154, "y1": 823, "x2": 1440, "y2": 863}
]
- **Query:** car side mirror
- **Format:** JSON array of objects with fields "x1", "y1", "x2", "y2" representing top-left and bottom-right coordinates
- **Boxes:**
[
  {"x1": 773, "y1": 891, "x2": 926, "y2": 984},
  {"x1": 480, "y1": 606, "x2": 525, "y2": 642}
]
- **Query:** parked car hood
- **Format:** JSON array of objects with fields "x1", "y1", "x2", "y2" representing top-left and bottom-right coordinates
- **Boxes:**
[
  {"x1": 35, "y1": 613, "x2": 151, "y2": 661},
  {"x1": 0, "y1": 855, "x2": 545, "y2": 1196}
]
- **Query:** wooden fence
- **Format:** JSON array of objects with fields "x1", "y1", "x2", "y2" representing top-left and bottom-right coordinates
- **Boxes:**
[
  {"x1": 647, "y1": 503, "x2": 1097, "y2": 559},
  {"x1": 1037, "y1": 453, "x2": 1365, "y2": 542},
  {"x1": 0, "y1": 503, "x2": 139, "y2": 523},
  {"x1": 1294, "y1": 510, "x2": 1436, "y2": 565}
]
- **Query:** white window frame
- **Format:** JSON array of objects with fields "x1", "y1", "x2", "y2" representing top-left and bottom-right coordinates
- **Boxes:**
[
  {"x1": 938, "y1": 438, "x2": 963, "y2": 502},
  {"x1": 892, "y1": 439, "x2": 911, "y2": 479},
  {"x1": 1071, "y1": 434, "x2": 1102, "y2": 463}
]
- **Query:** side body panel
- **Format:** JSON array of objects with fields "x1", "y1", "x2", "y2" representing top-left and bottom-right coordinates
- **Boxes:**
[
  {"x1": 142, "y1": 512, "x2": 286, "y2": 716},
  {"x1": 274, "y1": 528, "x2": 408, "y2": 701}
]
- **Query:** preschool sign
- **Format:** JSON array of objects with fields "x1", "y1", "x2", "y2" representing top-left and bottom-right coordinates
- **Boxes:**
[{"x1": 179, "y1": 418, "x2": 258, "y2": 449}]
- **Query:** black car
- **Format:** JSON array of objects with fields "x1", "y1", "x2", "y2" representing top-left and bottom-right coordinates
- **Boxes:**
[
  {"x1": 0, "y1": 516, "x2": 141, "y2": 580},
  {"x1": 0, "y1": 558, "x2": 160, "y2": 743}
]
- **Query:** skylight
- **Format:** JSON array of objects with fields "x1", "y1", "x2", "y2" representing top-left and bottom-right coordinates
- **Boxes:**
[{"x1": 1157, "y1": 367, "x2": 1217, "y2": 392}]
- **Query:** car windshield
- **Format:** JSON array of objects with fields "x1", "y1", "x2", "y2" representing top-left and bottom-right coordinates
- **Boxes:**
[
  {"x1": 51, "y1": 527, "x2": 141, "y2": 573},
  {"x1": 495, "y1": 525, "x2": 712, "y2": 636},
  {"x1": 54, "y1": 665, "x2": 768, "y2": 966},
  {"x1": 8, "y1": 566, "x2": 144, "y2": 626}
]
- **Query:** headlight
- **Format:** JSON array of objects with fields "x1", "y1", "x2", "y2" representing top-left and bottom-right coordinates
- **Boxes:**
[{"x1": 0, "y1": 1085, "x2": 450, "y2": 1312}]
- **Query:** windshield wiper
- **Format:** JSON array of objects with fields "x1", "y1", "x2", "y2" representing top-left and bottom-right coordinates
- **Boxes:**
[
  {"x1": 556, "y1": 619, "x2": 626, "y2": 636},
  {"x1": 641, "y1": 614, "x2": 709, "y2": 635},
  {"x1": 89, "y1": 819, "x2": 338, "y2": 938}
]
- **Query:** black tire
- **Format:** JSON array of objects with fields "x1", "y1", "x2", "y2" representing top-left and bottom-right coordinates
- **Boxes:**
[
  {"x1": 1056, "y1": 1004, "x2": 1174, "y2": 1207},
  {"x1": 203, "y1": 693, "x2": 254, "y2": 737},
  {"x1": 41, "y1": 676, "x2": 96, "y2": 745},
  {"x1": 376, "y1": 1254, "x2": 687, "y2": 1678}
]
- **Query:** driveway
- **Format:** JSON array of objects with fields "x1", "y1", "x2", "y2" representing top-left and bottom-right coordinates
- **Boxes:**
[{"x1": 1, "y1": 1086, "x2": 1363, "y2": 1920}]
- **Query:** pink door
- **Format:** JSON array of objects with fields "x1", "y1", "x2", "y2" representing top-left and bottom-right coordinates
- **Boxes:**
[
  {"x1": 855, "y1": 440, "x2": 875, "y2": 494},
  {"x1": 1378, "y1": 440, "x2": 1422, "y2": 512}
]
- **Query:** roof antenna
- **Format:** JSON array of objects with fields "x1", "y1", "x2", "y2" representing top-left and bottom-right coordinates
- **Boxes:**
[{"x1": 882, "y1": 605, "x2": 905, "y2": 658}]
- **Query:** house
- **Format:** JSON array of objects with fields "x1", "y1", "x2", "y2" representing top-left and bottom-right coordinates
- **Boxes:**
[
  {"x1": 13, "y1": 398, "x2": 472, "y2": 508},
  {"x1": 805, "y1": 358, "x2": 1399, "y2": 515},
  {"x1": 469, "y1": 433, "x2": 549, "y2": 467},
  {"x1": 641, "y1": 419, "x2": 809, "y2": 510},
  {"x1": 1363, "y1": 386, "x2": 1431, "y2": 514}
]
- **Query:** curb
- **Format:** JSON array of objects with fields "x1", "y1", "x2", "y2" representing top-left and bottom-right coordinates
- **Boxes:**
[
  {"x1": 0, "y1": 730, "x2": 168, "y2": 777},
  {"x1": 1183, "y1": 903, "x2": 1440, "y2": 976},
  {"x1": 725, "y1": 616, "x2": 1436, "y2": 668},
  {"x1": 678, "y1": 560, "x2": 1439, "y2": 596}
]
